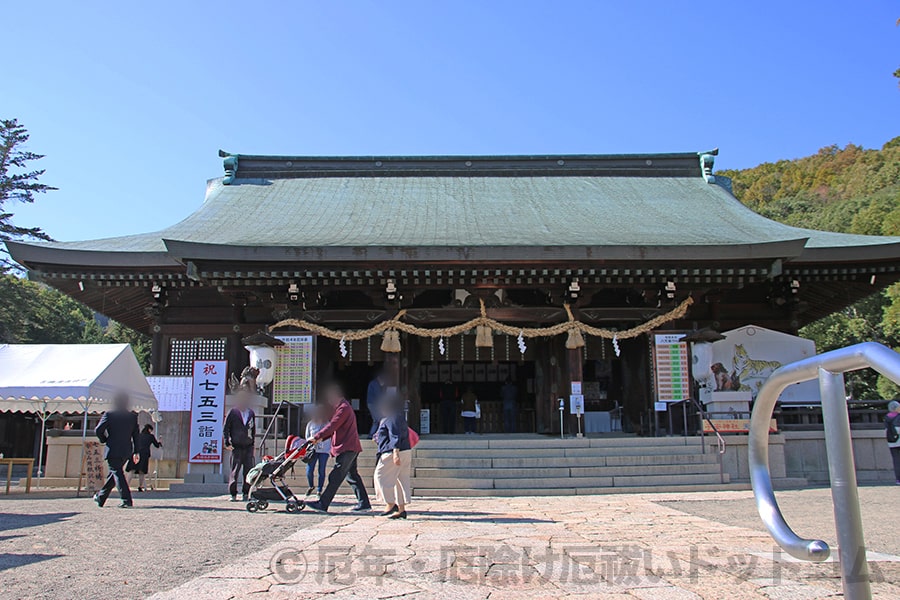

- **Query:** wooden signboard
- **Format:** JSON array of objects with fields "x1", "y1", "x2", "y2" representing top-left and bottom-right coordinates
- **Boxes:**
[{"x1": 79, "y1": 441, "x2": 105, "y2": 494}]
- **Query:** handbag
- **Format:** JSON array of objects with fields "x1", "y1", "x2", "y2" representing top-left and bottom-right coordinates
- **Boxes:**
[
  {"x1": 408, "y1": 427, "x2": 420, "y2": 448},
  {"x1": 299, "y1": 440, "x2": 318, "y2": 464},
  {"x1": 474, "y1": 401, "x2": 482, "y2": 419}
]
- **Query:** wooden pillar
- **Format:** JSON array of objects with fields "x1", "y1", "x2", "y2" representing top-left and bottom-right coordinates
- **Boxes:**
[
  {"x1": 533, "y1": 340, "x2": 550, "y2": 433},
  {"x1": 384, "y1": 353, "x2": 400, "y2": 392},
  {"x1": 620, "y1": 335, "x2": 652, "y2": 435},
  {"x1": 401, "y1": 334, "x2": 422, "y2": 431},
  {"x1": 567, "y1": 346, "x2": 584, "y2": 435},
  {"x1": 228, "y1": 305, "x2": 247, "y2": 378},
  {"x1": 150, "y1": 327, "x2": 165, "y2": 375}
]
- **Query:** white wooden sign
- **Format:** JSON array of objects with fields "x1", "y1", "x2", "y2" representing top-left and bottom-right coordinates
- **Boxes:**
[{"x1": 188, "y1": 360, "x2": 227, "y2": 464}]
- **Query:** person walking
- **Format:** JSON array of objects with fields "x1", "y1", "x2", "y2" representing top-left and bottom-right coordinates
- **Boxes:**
[
  {"x1": 501, "y1": 378, "x2": 518, "y2": 433},
  {"x1": 126, "y1": 424, "x2": 162, "y2": 492},
  {"x1": 223, "y1": 393, "x2": 256, "y2": 502},
  {"x1": 304, "y1": 404, "x2": 332, "y2": 495},
  {"x1": 461, "y1": 387, "x2": 479, "y2": 435},
  {"x1": 305, "y1": 383, "x2": 372, "y2": 513},
  {"x1": 439, "y1": 379, "x2": 457, "y2": 434},
  {"x1": 886, "y1": 400, "x2": 900, "y2": 484},
  {"x1": 93, "y1": 393, "x2": 140, "y2": 508},
  {"x1": 374, "y1": 395, "x2": 413, "y2": 519}
]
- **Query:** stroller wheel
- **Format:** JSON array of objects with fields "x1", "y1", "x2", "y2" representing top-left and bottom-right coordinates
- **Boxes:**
[
  {"x1": 257, "y1": 500, "x2": 269, "y2": 511},
  {"x1": 286, "y1": 501, "x2": 299, "y2": 513},
  {"x1": 246, "y1": 502, "x2": 258, "y2": 513}
]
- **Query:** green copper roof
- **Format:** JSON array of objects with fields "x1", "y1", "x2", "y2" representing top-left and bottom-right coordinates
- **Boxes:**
[{"x1": 8, "y1": 152, "x2": 900, "y2": 267}]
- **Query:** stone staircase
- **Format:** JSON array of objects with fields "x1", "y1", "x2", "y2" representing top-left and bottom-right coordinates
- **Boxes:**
[
  {"x1": 350, "y1": 434, "x2": 749, "y2": 497},
  {"x1": 165, "y1": 434, "x2": 769, "y2": 498}
]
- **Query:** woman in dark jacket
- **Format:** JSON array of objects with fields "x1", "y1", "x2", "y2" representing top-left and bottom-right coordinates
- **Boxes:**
[
  {"x1": 127, "y1": 424, "x2": 161, "y2": 491},
  {"x1": 374, "y1": 395, "x2": 412, "y2": 519}
]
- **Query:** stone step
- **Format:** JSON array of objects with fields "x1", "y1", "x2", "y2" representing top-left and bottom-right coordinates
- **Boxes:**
[
  {"x1": 411, "y1": 472, "x2": 729, "y2": 491},
  {"x1": 411, "y1": 444, "x2": 707, "y2": 459},
  {"x1": 410, "y1": 455, "x2": 715, "y2": 469},
  {"x1": 412, "y1": 482, "x2": 752, "y2": 497},
  {"x1": 413, "y1": 463, "x2": 722, "y2": 479},
  {"x1": 409, "y1": 436, "x2": 707, "y2": 450}
]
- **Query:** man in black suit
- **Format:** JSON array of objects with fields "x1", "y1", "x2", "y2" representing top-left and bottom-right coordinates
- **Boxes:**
[
  {"x1": 94, "y1": 393, "x2": 140, "y2": 508},
  {"x1": 223, "y1": 392, "x2": 256, "y2": 502}
]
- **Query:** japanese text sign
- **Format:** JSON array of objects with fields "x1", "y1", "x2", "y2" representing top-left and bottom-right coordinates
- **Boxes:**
[{"x1": 189, "y1": 360, "x2": 227, "y2": 463}]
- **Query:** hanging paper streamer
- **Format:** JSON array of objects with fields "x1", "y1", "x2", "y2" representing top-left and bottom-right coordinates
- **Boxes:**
[
  {"x1": 339, "y1": 337, "x2": 348, "y2": 358},
  {"x1": 438, "y1": 336, "x2": 446, "y2": 356},
  {"x1": 517, "y1": 330, "x2": 527, "y2": 354},
  {"x1": 612, "y1": 334, "x2": 620, "y2": 357}
]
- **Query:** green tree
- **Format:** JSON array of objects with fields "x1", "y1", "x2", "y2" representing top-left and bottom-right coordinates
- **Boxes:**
[
  {"x1": 0, "y1": 274, "x2": 151, "y2": 373},
  {"x1": 0, "y1": 119, "x2": 56, "y2": 271},
  {"x1": 799, "y1": 294, "x2": 897, "y2": 399},
  {"x1": 720, "y1": 137, "x2": 900, "y2": 399}
]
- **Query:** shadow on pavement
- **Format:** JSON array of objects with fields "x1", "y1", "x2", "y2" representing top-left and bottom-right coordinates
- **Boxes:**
[
  {"x1": 0, "y1": 512, "x2": 78, "y2": 531},
  {"x1": 414, "y1": 510, "x2": 554, "y2": 524},
  {"x1": 0, "y1": 553, "x2": 64, "y2": 571}
]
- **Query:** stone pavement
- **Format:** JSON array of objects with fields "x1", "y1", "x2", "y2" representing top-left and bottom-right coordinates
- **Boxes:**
[
  {"x1": 149, "y1": 487, "x2": 900, "y2": 600},
  {"x1": 2, "y1": 487, "x2": 899, "y2": 599}
]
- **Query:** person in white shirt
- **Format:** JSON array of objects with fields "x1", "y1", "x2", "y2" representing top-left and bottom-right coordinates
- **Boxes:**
[{"x1": 301, "y1": 404, "x2": 332, "y2": 495}]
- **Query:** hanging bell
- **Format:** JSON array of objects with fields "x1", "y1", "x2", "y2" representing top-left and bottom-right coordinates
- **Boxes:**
[
  {"x1": 565, "y1": 327, "x2": 586, "y2": 349},
  {"x1": 475, "y1": 325, "x2": 494, "y2": 348},
  {"x1": 380, "y1": 330, "x2": 402, "y2": 353}
]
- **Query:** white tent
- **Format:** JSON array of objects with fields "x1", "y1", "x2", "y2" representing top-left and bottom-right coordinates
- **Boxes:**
[{"x1": 0, "y1": 344, "x2": 158, "y2": 484}]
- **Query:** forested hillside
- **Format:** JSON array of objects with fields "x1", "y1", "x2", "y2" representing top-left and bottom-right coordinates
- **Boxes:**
[
  {"x1": 0, "y1": 275, "x2": 151, "y2": 372},
  {"x1": 719, "y1": 138, "x2": 900, "y2": 236},
  {"x1": 719, "y1": 137, "x2": 900, "y2": 399}
]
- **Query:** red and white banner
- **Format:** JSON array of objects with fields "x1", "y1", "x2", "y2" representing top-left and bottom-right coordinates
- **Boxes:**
[{"x1": 188, "y1": 360, "x2": 227, "y2": 463}]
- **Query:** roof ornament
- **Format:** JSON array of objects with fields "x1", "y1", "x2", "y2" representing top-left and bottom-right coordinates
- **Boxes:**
[
  {"x1": 698, "y1": 148, "x2": 719, "y2": 184},
  {"x1": 219, "y1": 149, "x2": 239, "y2": 185}
]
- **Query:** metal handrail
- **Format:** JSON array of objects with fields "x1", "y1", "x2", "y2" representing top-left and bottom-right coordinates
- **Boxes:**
[
  {"x1": 689, "y1": 397, "x2": 726, "y2": 483},
  {"x1": 749, "y1": 342, "x2": 900, "y2": 600}
]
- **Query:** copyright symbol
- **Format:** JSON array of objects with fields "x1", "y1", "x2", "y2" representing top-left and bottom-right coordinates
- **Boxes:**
[{"x1": 270, "y1": 547, "x2": 308, "y2": 584}]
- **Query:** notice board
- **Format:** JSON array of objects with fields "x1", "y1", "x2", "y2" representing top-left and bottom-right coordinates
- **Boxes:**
[
  {"x1": 147, "y1": 376, "x2": 192, "y2": 411},
  {"x1": 652, "y1": 332, "x2": 692, "y2": 403},
  {"x1": 273, "y1": 335, "x2": 316, "y2": 404}
]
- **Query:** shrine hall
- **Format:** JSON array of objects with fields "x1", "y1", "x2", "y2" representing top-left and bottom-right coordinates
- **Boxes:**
[{"x1": 8, "y1": 149, "x2": 900, "y2": 444}]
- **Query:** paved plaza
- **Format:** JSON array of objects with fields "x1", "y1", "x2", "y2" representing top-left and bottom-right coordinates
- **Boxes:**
[{"x1": 1, "y1": 486, "x2": 899, "y2": 599}]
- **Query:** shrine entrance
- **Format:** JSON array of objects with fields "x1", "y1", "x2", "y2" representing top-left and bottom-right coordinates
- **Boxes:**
[{"x1": 418, "y1": 360, "x2": 537, "y2": 434}]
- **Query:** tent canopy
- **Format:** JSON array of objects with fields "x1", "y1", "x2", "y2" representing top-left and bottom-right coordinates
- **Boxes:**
[{"x1": 0, "y1": 344, "x2": 157, "y2": 414}]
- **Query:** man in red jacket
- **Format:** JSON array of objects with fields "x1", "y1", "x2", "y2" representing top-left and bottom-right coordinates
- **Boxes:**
[{"x1": 305, "y1": 382, "x2": 371, "y2": 513}]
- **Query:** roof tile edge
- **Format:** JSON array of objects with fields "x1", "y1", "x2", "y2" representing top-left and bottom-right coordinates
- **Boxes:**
[{"x1": 218, "y1": 150, "x2": 708, "y2": 183}]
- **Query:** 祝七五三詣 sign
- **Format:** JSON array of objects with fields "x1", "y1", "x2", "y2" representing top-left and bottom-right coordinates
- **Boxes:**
[
  {"x1": 188, "y1": 360, "x2": 227, "y2": 463},
  {"x1": 653, "y1": 333, "x2": 691, "y2": 403},
  {"x1": 273, "y1": 335, "x2": 315, "y2": 404}
]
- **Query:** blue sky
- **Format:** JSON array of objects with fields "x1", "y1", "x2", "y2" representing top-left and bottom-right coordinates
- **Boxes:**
[{"x1": 4, "y1": 1, "x2": 898, "y2": 243}]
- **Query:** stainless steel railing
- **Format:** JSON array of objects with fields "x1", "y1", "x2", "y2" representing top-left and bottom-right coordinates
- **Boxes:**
[{"x1": 749, "y1": 342, "x2": 900, "y2": 600}]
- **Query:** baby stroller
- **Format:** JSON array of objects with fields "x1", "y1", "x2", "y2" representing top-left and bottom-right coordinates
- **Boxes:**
[{"x1": 245, "y1": 435, "x2": 315, "y2": 513}]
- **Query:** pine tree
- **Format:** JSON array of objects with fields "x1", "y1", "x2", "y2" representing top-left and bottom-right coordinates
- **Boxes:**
[{"x1": 0, "y1": 119, "x2": 56, "y2": 271}]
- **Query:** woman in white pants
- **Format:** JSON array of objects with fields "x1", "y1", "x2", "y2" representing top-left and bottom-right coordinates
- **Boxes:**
[{"x1": 374, "y1": 395, "x2": 412, "y2": 519}]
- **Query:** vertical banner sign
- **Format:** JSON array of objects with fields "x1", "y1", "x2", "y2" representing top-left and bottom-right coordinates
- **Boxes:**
[
  {"x1": 273, "y1": 335, "x2": 316, "y2": 404},
  {"x1": 652, "y1": 333, "x2": 691, "y2": 403},
  {"x1": 189, "y1": 360, "x2": 227, "y2": 464}
]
